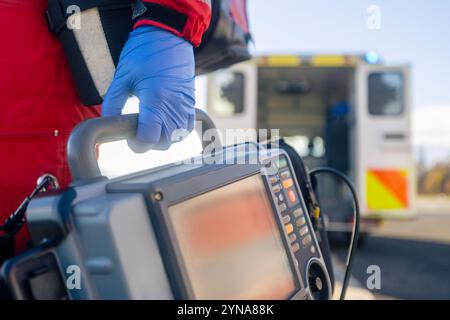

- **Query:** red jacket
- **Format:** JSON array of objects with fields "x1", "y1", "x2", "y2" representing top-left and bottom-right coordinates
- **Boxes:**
[{"x1": 0, "y1": 0, "x2": 210, "y2": 252}]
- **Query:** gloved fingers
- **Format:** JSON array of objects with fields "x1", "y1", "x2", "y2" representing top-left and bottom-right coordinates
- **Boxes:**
[
  {"x1": 128, "y1": 107, "x2": 194, "y2": 153},
  {"x1": 156, "y1": 104, "x2": 195, "y2": 149},
  {"x1": 110, "y1": 26, "x2": 196, "y2": 153},
  {"x1": 102, "y1": 74, "x2": 130, "y2": 117},
  {"x1": 166, "y1": 111, "x2": 195, "y2": 146},
  {"x1": 127, "y1": 138, "x2": 155, "y2": 154},
  {"x1": 186, "y1": 110, "x2": 195, "y2": 133},
  {"x1": 127, "y1": 104, "x2": 165, "y2": 153},
  {"x1": 132, "y1": 84, "x2": 194, "y2": 149}
]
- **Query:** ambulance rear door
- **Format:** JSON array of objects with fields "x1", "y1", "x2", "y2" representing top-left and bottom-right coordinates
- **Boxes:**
[{"x1": 355, "y1": 65, "x2": 416, "y2": 219}]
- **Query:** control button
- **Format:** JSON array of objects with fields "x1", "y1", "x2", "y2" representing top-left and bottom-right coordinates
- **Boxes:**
[
  {"x1": 293, "y1": 208, "x2": 303, "y2": 218},
  {"x1": 302, "y1": 235, "x2": 312, "y2": 246},
  {"x1": 296, "y1": 217, "x2": 306, "y2": 227},
  {"x1": 269, "y1": 176, "x2": 279, "y2": 185},
  {"x1": 287, "y1": 189, "x2": 297, "y2": 204},
  {"x1": 282, "y1": 179, "x2": 294, "y2": 189},
  {"x1": 285, "y1": 223, "x2": 294, "y2": 235},
  {"x1": 279, "y1": 203, "x2": 287, "y2": 213},
  {"x1": 280, "y1": 171, "x2": 291, "y2": 179},
  {"x1": 299, "y1": 226, "x2": 309, "y2": 237},
  {"x1": 272, "y1": 184, "x2": 282, "y2": 193},
  {"x1": 314, "y1": 277, "x2": 323, "y2": 291},
  {"x1": 291, "y1": 243, "x2": 300, "y2": 253},
  {"x1": 278, "y1": 193, "x2": 285, "y2": 202},
  {"x1": 282, "y1": 215, "x2": 291, "y2": 224},
  {"x1": 288, "y1": 233, "x2": 297, "y2": 243}
]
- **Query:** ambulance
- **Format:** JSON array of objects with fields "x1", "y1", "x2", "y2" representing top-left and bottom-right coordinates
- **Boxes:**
[{"x1": 203, "y1": 53, "x2": 416, "y2": 236}]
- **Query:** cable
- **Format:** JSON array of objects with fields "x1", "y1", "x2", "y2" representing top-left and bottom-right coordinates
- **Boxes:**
[
  {"x1": 308, "y1": 167, "x2": 360, "y2": 301},
  {"x1": 0, "y1": 175, "x2": 59, "y2": 236}
]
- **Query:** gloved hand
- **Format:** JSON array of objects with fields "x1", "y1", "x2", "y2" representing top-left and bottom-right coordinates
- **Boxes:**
[{"x1": 102, "y1": 26, "x2": 196, "y2": 153}]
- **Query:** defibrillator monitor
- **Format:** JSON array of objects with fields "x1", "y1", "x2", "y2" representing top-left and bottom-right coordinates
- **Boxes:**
[
  {"x1": 167, "y1": 175, "x2": 298, "y2": 300},
  {"x1": 93, "y1": 145, "x2": 333, "y2": 300},
  {"x1": 8, "y1": 140, "x2": 332, "y2": 300}
]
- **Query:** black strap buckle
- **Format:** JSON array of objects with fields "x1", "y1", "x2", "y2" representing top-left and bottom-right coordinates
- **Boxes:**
[{"x1": 46, "y1": 0, "x2": 67, "y2": 34}]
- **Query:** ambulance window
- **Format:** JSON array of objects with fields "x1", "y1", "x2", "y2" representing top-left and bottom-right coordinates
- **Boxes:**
[
  {"x1": 208, "y1": 70, "x2": 245, "y2": 117},
  {"x1": 368, "y1": 72, "x2": 404, "y2": 116},
  {"x1": 284, "y1": 136, "x2": 326, "y2": 158},
  {"x1": 284, "y1": 136, "x2": 310, "y2": 157},
  {"x1": 311, "y1": 136, "x2": 326, "y2": 158}
]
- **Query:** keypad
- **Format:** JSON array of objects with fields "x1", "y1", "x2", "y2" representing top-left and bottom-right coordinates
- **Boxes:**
[
  {"x1": 291, "y1": 243, "x2": 300, "y2": 253},
  {"x1": 282, "y1": 215, "x2": 291, "y2": 224},
  {"x1": 267, "y1": 155, "x2": 317, "y2": 265},
  {"x1": 280, "y1": 171, "x2": 291, "y2": 180},
  {"x1": 299, "y1": 226, "x2": 309, "y2": 237},
  {"x1": 287, "y1": 189, "x2": 297, "y2": 204},
  {"x1": 285, "y1": 223, "x2": 294, "y2": 235},
  {"x1": 288, "y1": 233, "x2": 297, "y2": 243},
  {"x1": 269, "y1": 176, "x2": 279, "y2": 185},
  {"x1": 272, "y1": 184, "x2": 282, "y2": 193},
  {"x1": 293, "y1": 208, "x2": 303, "y2": 218},
  {"x1": 282, "y1": 178, "x2": 294, "y2": 189},
  {"x1": 296, "y1": 217, "x2": 306, "y2": 227},
  {"x1": 302, "y1": 235, "x2": 312, "y2": 246}
]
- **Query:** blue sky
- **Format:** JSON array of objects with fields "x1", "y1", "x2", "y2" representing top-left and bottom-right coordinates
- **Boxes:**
[{"x1": 248, "y1": 0, "x2": 450, "y2": 109}]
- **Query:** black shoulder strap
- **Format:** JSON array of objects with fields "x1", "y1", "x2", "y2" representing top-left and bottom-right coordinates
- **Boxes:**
[{"x1": 46, "y1": 0, "x2": 132, "y2": 34}]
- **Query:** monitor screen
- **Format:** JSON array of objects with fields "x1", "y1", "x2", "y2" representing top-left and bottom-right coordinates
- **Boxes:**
[{"x1": 168, "y1": 175, "x2": 297, "y2": 300}]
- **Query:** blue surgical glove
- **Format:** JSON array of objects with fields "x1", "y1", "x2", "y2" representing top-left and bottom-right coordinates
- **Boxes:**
[{"x1": 102, "y1": 26, "x2": 196, "y2": 153}]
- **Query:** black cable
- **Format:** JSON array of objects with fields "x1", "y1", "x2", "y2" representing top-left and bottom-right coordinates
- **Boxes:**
[
  {"x1": 0, "y1": 175, "x2": 59, "y2": 236},
  {"x1": 308, "y1": 167, "x2": 360, "y2": 300}
]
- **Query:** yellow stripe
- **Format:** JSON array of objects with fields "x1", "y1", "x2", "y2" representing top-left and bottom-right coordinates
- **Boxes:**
[
  {"x1": 366, "y1": 171, "x2": 405, "y2": 210},
  {"x1": 312, "y1": 55, "x2": 346, "y2": 67},
  {"x1": 264, "y1": 56, "x2": 302, "y2": 67}
]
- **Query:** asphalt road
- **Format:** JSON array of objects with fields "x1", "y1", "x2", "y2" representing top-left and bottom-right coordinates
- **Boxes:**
[{"x1": 332, "y1": 212, "x2": 450, "y2": 300}]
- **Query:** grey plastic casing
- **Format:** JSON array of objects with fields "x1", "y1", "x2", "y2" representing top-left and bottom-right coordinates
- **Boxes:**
[{"x1": 26, "y1": 164, "x2": 177, "y2": 299}]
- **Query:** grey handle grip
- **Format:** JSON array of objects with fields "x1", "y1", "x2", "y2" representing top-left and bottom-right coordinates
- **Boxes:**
[{"x1": 68, "y1": 109, "x2": 221, "y2": 181}]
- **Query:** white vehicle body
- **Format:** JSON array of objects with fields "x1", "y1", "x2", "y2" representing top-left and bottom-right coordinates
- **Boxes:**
[{"x1": 204, "y1": 54, "x2": 416, "y2": 221}]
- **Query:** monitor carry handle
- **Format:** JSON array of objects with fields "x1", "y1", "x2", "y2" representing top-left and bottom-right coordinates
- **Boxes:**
[{"x1": 67, "y1": 109, "x2": 221, "y2": 181}]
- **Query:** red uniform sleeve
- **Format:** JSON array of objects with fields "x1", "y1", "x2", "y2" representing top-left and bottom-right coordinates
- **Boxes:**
[{"x1": 134, "y1": 0, "x2": 212, "y2": 47}]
